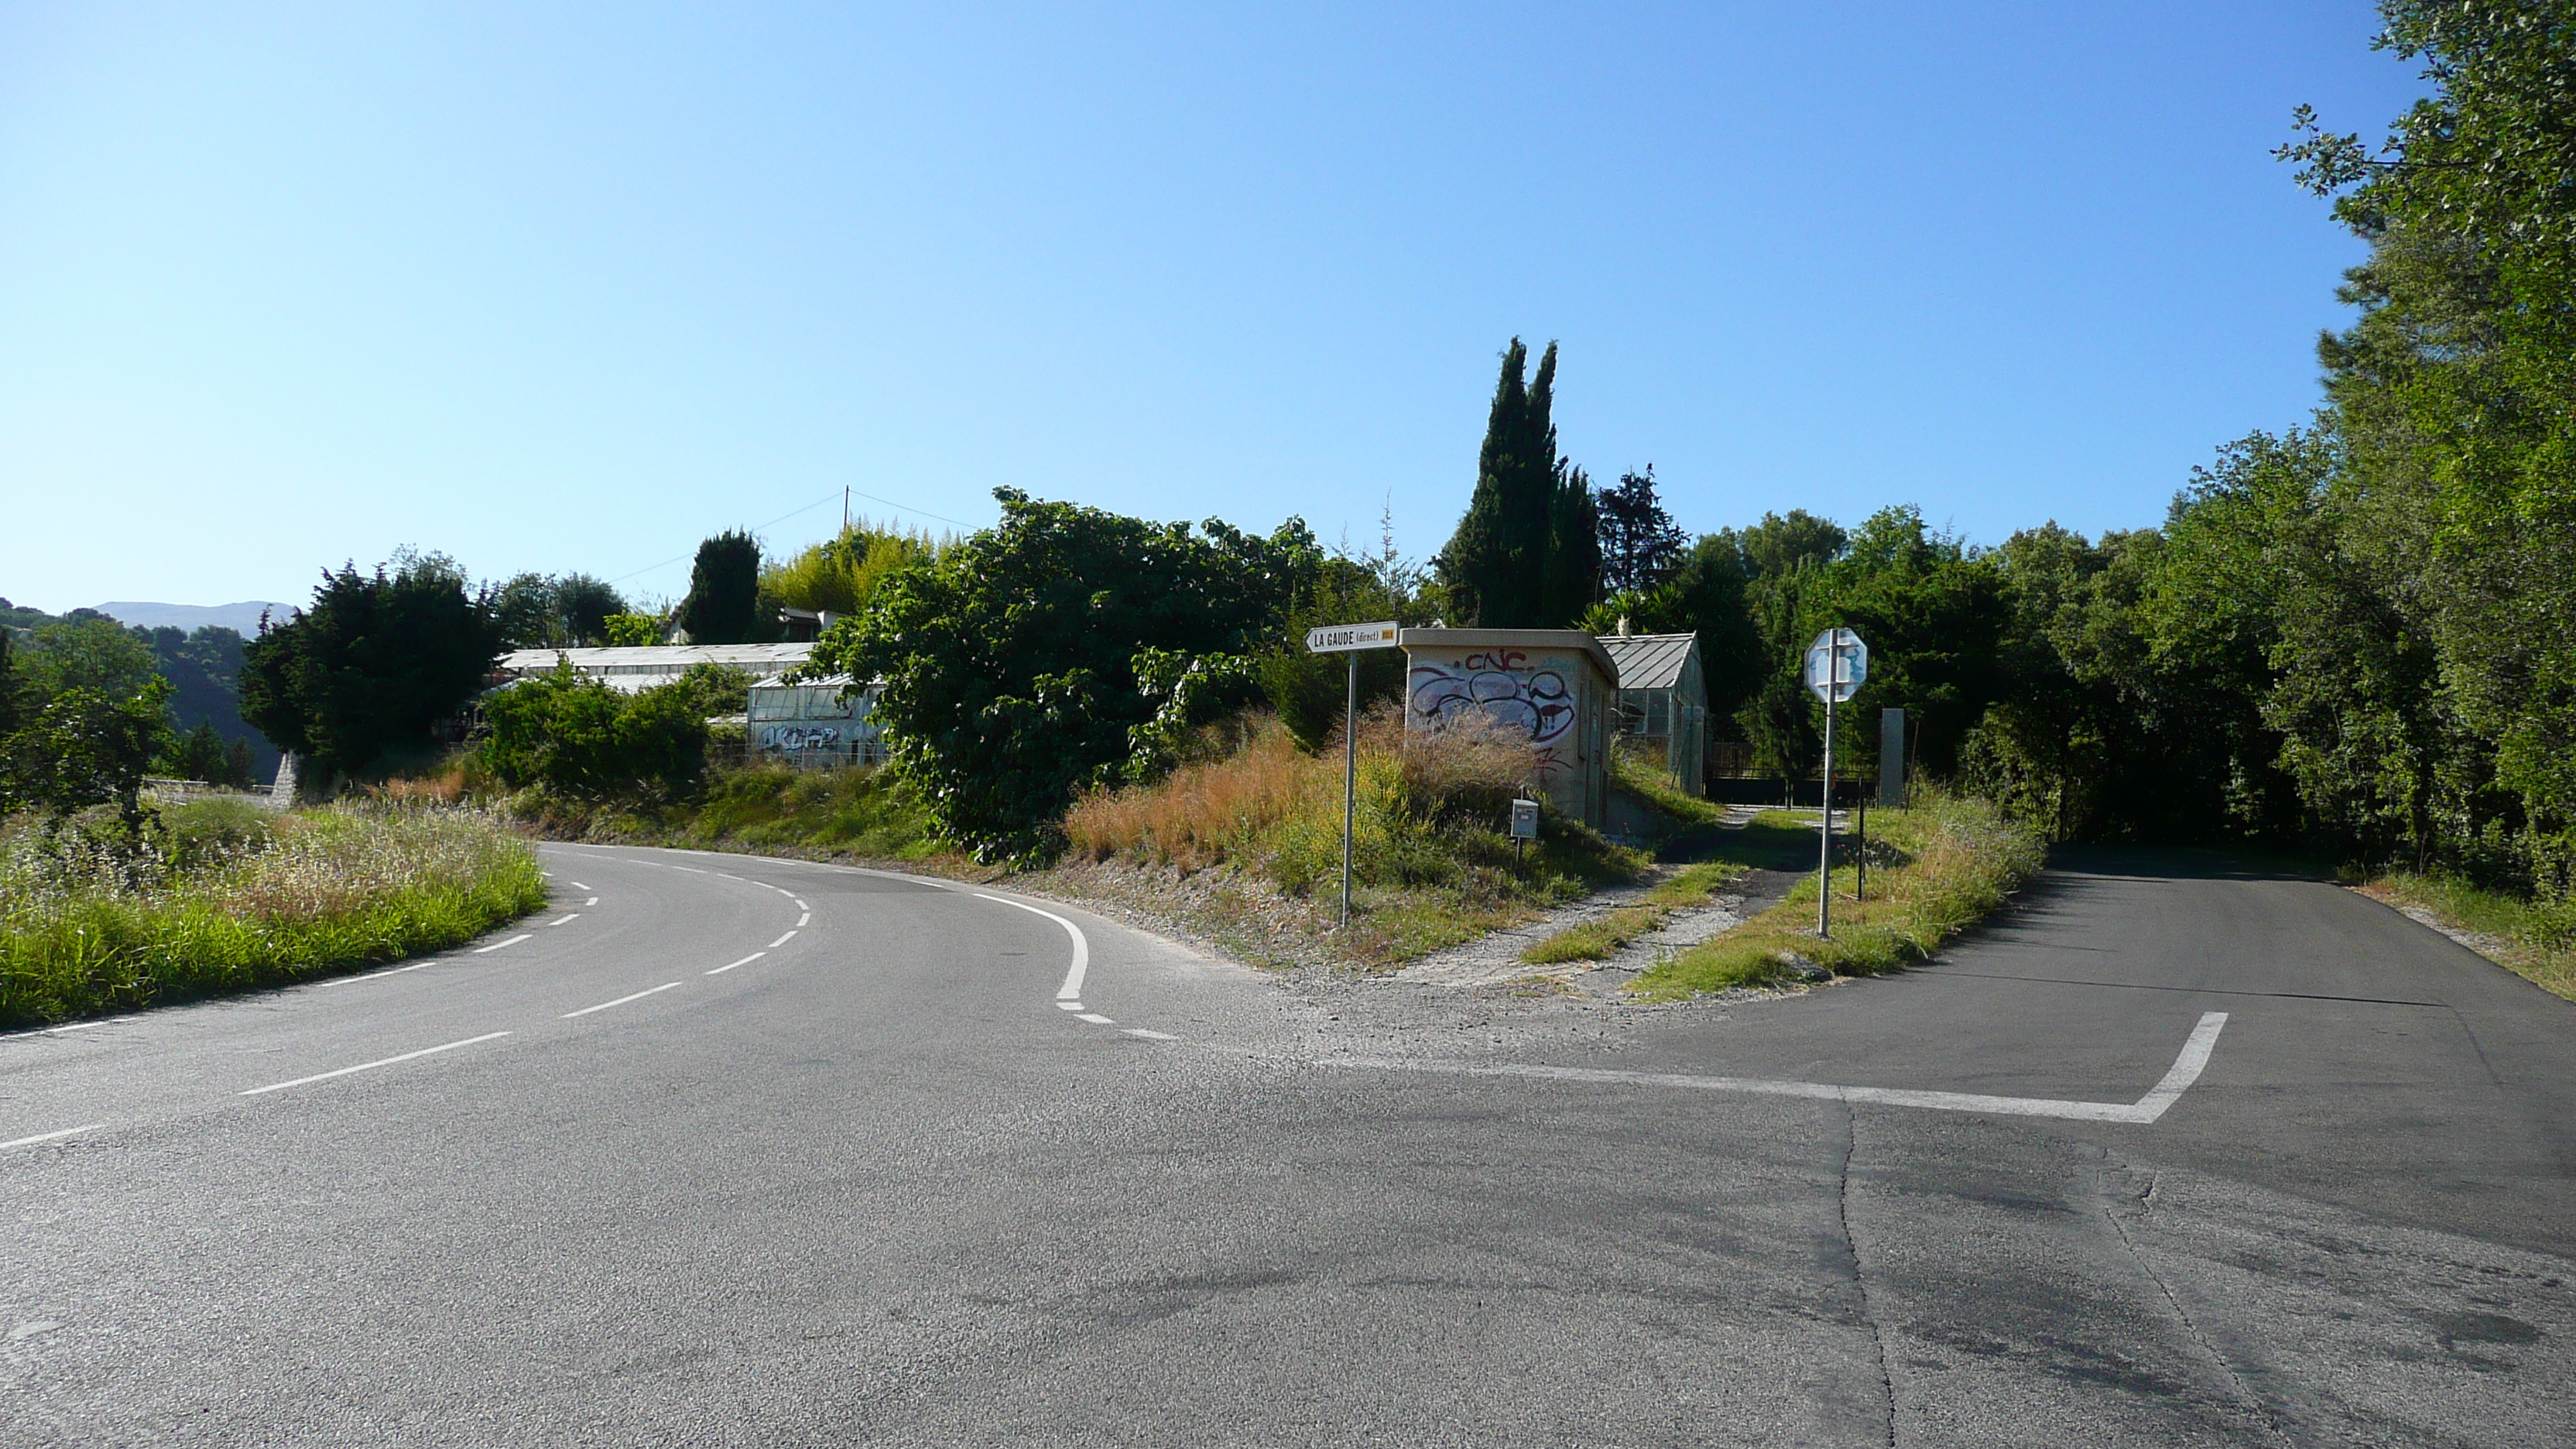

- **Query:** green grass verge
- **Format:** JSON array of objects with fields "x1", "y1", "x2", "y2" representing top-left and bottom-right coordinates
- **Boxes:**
[
  {"x1": 1629, "y1": 789, "x2": 2046, "y2": 998},
  {"x1": 509, "y1": 763, "x2": 966, "y2": 872},
  {"x1": 1, "y1": 803, "x2": 548, "y2": 1029},
  {"x1": 2360, "y1": 870, "x2": 2576, "y2": 1002},
  {"x1": 1519, "y1": 859, "x2": 1748, "y2": 964}
]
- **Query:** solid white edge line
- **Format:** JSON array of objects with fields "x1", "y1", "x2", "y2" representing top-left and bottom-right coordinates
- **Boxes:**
[
  {"x1": 3, "y1": 1122, "x2": 108, "y2": 1149},
  {"x1": 1324, "y1": 1012, "x2": 2233, "y2": 1125},
  {"x1": 707, "y1": 952, "x2": 766, "y2": 975},
  {"x1": 46, "y1": 1022, "x2": 101, "y2": 1033},
  {"x1": 767, "y1": 930, "x2": 796, "y2": 949},
  {"x1": 561, "y1": 982, "x2": 683, "y2": 1019},
  {"x1": 239, "y1": 1032, "x2": 513, "y2": 1096},
  {"x1": 472, "y1": 933, "x2": 533, "y2": 954},
  {"x1": 550, "y1": 913, "x2": 581, "y2": 926},
  {"x1": 976, "y1": 894, "x2": 1090, "y2": 999},
  {"x1": 320, "y1": 961, "x2": 432, "y2": 988},
  {"x1": 796, "y1": 912, "x2": 810, "y2": 927}
]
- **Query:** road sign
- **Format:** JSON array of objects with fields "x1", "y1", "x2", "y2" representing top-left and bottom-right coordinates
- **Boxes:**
[
  {"x1": 1304, "y1": 621, "x2": 1401, "y2": 928},
  {"x1": 1307, "y1": 621, "x2": 1400, "y2": 653},
  {"x1": 1804, "y1": 629, "x2": 1868, "y2": 703}
]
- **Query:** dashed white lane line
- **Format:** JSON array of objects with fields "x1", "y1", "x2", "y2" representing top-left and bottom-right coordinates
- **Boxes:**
[
  {"x1": 1056, "y1": 1001, "x2": 1085, "y2": 1011},
  {"x1": 796, "y1": 912, "x2": 810, "y2": 927},
  {"x1": 1077, "y1": 1013, "x2": 1116, "y2": 1025},
  {"x1": 767, "y1": 930, "x2": 797, "y2": 949},
  {"x1": 584, "y1": 896, "x2": 599, "y2": 906},
  {"x1": 3, "y1": 1122, "x2": 106, "y2": 1149},
  {"x1": 549, "y1": 913, "x2": 582, "y2": 927},
  {"x1": 672, "y1": 866, "x2": 707, "y2": 874},
  {"x1": 1325, "y1": 1012, "x2": 2235, "y2": 1125},
  {"x1": 320, "y1": 961, "x2": 431, "y2": 988},
  {"x1": 717, "y1": 873, "x2": 744, "y2": 882},
  {"x1": 562, "y1": 983, "x2": 682, "y2": 1019},
  {"x1": 569, "y1": 882, "x2": 591, "y2": 891},
  {"x1": 792, "y1": 899, "x2": 810, "y2": 911},
  {"x1": 707, "y1": 952, "x2": 766, "y2": 975},
  {"x1": 1123, "y1": 1029, "x2": 1177, "y2": 1041},
  {"x1": 975, "y1": 894, "x2": 1089, "y2": 1000},
  {"x1": 238, "y1": 1032, "x2": 513, "y2": 1097},
  {"x1": 473, "y1": 933, "x2": 533, "y2": 954}
]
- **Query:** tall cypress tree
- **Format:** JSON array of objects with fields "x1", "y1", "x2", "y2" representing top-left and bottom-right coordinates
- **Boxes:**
[
  {"x1": 676, "y1": 531, "x2": 766, "y2": 645},
  {"x1": 1436, "y1": 339, "x2": 1595, "y2": 627}
]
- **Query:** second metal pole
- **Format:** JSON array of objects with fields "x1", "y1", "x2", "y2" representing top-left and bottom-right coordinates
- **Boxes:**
[{"x1": 1341, "y1": 652, "x2": 1358, "y2": 929}]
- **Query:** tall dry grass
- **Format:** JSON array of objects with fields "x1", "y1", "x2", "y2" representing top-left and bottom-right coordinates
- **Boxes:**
[{"x1": 1064, "y1": 707, "x2": 1613, "y2": 899}]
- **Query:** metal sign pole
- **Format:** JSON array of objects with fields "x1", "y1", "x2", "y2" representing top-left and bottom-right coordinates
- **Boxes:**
[
  {"x1": 1342, "y1": 651, "x2": 1358, "y2": 929},
  {"x1": 1818, "y1": 673, "x2": 1835, "y2": 938}
]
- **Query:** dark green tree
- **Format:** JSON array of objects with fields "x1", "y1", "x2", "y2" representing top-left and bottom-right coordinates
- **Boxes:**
[
  {"x1": 240, "y1": 553, "x2": 502, "y2": 784},
  {"x1": 1595, "y1": 467, "x2": 1687, "y2": 597},
  {"x1": 810, "y1": 489, "x2": 1319, "y2": 860},
  {"x1": 2, "y1": 679, "x2": 171, "y2": 834},
  {"x1": 1435, "y1": 340, "x2": 1601, "y2": 626},
  {"x1": 676, "y1": 531, "x2": 772, "y2": 645}
]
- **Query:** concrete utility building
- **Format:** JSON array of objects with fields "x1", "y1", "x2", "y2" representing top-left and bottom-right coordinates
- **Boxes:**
[
  {"x1": 1598, "y1": 631, "x2": 1709, "y2": 797},
  {"x1": 1398, "y1": 628, "x2": 1618, "y2": 829}
]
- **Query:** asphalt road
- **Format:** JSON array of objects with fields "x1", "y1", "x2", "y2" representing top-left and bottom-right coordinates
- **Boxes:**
[{"x1": 5, "y1": 843, "x2": 2573, "y2": 1446}]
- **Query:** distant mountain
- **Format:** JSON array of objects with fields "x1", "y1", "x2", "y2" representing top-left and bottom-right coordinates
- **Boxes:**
[{"x1": 91, "y1": 601, "x2": 292, "y2": 635}]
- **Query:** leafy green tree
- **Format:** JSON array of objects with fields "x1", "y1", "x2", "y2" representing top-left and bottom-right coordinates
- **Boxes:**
[
  {"x1": 762, "y1": 522, "x2": 940, "y2": 615},
  {"x1": 160, "y1": 721, "x2": 232, "y2": 783},
  {"x1": 602, "y1": 613, "x2": 664, "y2": 647},
  {"x1": 1257, "y1": 525, "x2": 1431, "y2": 752},
  {"x1": 240, "y1": 553, "x2": 502, "y2": 784},
  {"x1": 16, "y1": 617, "x2": 159, "y2": 701},
  {"x1": 810, "y1": 489, "x2": 1319, "y2": 860},
  {"x1": 1434, "y1": 340, "x2": 1601, "y2": 626},
  {"x1": 479, "y1": 664, "x2": 715, "y2": 801},
  {"x1": 2, "y1": 679, "x2": 171, "y2": 834},
  {"x1": 492, "y1": 573, "x2": 632, "y2": 649},
  {"x1": 676, "y1": 530, "x2": 773, "y2": 645}
]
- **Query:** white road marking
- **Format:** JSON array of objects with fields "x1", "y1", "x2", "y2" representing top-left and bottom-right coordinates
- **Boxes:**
[
  {"x1": 569, "y1": 882, "x2": 591, "y2": 891},
  {"x1": 767, "y1": 930, "x2": 796, "y2": 949},
  {"x1": 238, "y1": 1032, "x2": 513, "y2": 1097},
  {"x1": 1326, "y1": 1012, "x2": 2233, "y2": 1125},
  {"x1": 792, "y1": 899, "x2": 809, "y2": 911},
  {"x1": 707, "y1": 952, "x2": 766, "y2": 975},
  {"x1": 320, "y1": 961, "x2": 431, "y2": 987},
  {"x1": 550, "y1": 913, "x2": 582, "y2": 927},
  {"x1": 673, "y1": 866, "x2": 707, "y2": 874},
  {"x1": 1077, "y1": 1013, "x2": 1116, "y2": 1025},
  {"x1": 796, "y1": 912, "x2": 810, "y2": 927},
  {"x1": 1056, "y1": 1001, "x2": 1085, "y2": 1011},
  {"x1": 3, "y1": 1122, "x2": 106, "y2": 1149},
  {"x1": 718, "y1": 873, "x2": 743, "y2": 881},
  {"x1": 472, "y1": 933, "x2": 533, "y2": 954},
  {"x1": 46, "y1": 1023, "x2": 99, "y2": 1034},
  {"x1": 976, "y1": 894, "x2": 1089, "y2": 1000},
  {"x1": 562, "y1": 982, "x2": 682, "y2": 1019},
  {"x1": 1123, "y1": 1029, "x2": 1177, "y2": 1040},
  {"x1": 584, "y1": 896, "x2": 598, "y2": 906}
]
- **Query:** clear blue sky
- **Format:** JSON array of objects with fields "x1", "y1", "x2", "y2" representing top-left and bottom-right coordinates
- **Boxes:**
[{"x1": 1, "y1": 2, "x2": 2426, "y2": 615}]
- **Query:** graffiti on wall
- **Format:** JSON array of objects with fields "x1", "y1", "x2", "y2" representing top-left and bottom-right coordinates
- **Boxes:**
[
  {"x1": 759, "y1": 724, "x2": 841, "y2": 752},
  {"x1": 1407, "y1": 649, "x2": 1577, "y2": 775}
]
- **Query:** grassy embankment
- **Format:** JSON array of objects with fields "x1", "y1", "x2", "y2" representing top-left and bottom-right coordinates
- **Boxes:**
[
  {"x1": 2356, "y1": 871, "x2": 2576, "y2": 1002},
  {"x1": 1511, "y1": 752, "x2": 2047, "y2": 995},
  {"x1": 504, "y1": 762, "x2": 951, "y2": 865},
  {"x1": 0, "y1": 798, "x2": 547, "y2": 1029},
  {"x1": 1059, "y1": 710, "x2": 1643, "y2": 967},
  {"x1": 1624, "y1": 787, "x2": 2047, "y2": 997}
]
